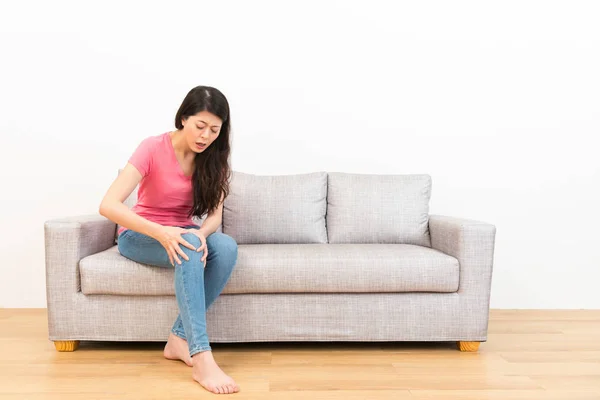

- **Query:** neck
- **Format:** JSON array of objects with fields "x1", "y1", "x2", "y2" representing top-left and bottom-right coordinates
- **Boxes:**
[{"x1": 170, "y1": 130, "x2": 195, "y2": 158}]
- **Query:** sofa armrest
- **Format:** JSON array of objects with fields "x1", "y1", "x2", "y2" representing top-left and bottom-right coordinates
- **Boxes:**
[
  {"x1": 44, "y1": 213, "x2": 116, "y2": 294},
  {"x1": 429, "y1": 214, "x2": 496, "y2": 298},
  {"x1": 429, "y1": 214, "x2": 497, "y2": 341},
  {"x1": 44, "y1": 214, "x2": 116, "y2": 339}
]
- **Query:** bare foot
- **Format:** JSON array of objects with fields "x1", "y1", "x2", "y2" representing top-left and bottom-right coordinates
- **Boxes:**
[
  {"x1": 192, "y1": 350, "x2": 240, "y2": 394},
  {"x1": 163, "y1": 332, "x2": 193, "y2": 367}
]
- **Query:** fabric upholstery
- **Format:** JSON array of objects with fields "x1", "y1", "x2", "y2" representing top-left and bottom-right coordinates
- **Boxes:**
[
  {"x1": 44, "y1": 214, "x2": 117, "y2": 337},
  {"x1": 222, "y1": 171, "x2": 328, "y2": 244},
  {"x1": 79, "y1": 243, "x2": 460, "y2": 295},
  {"x1": 46, "y1": 292, "x2": 481, "y2": 342},
  {"x1": 429, "y1": 214, "x2": 497, "y2": 339},
  {"x1": 326, "y1": 173, "x2": 432, "y2": 246}
]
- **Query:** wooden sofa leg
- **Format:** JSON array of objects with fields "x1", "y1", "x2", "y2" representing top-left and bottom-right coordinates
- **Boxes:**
[
  {"x1": 457, "y1": 341, "x2": 480, "y2": 352},
  {"x1": 54, "y1": 340, "x2": 80, "y2": 352}
]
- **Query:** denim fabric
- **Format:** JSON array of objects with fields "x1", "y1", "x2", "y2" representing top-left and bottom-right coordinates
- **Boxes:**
[{"x1": 117, "y1": 225, "x2": 238, "y2": 356}]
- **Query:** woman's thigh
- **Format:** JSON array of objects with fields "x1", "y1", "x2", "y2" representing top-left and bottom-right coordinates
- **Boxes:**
[
  {"x1": 118, "y1": 228, "x2": 204, "y2": 267},
  {"x1": 117, "y1": 229, "x2": 174, "y2": 268}
]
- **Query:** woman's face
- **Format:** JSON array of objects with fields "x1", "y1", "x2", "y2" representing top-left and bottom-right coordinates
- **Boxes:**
[{"x1": 181, "y1": 111, "x2": 222, "y2": 153}]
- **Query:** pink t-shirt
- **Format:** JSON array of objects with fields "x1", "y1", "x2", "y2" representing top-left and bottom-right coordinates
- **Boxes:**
[{"x1": 117, "y1": 132, "x2": 196, "y2": 236}]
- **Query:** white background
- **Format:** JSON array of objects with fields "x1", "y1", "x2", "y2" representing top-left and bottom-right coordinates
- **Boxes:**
[{"x1": 0, "y1": 1, "x2": 598, "y2": 308}]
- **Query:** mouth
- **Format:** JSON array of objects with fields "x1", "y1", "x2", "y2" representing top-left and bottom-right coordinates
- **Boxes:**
[{"x1": 196, "y1": 143, "x2": 207, "y2": 149}]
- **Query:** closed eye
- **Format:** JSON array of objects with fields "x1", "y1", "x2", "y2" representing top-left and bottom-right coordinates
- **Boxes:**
[{"x1": 197, "y1": 125, "x2": 219, "y2": 133}]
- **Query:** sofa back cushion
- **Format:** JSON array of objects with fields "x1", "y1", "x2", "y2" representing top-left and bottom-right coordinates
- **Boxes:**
[
  {"x1": 223, "y1": 171, "x2": 328, "y2": 244},
  {"x1": 326, "y1": 173, "x2": 432, "y2": 246}
]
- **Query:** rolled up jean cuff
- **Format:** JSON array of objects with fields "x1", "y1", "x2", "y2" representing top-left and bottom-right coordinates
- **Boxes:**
[
  {"x1": 171, "y1": 328, "x2": 186, "y2": 340},
  {"x1": 190, "y1": 344, "x2": 212, "y2": 357}
]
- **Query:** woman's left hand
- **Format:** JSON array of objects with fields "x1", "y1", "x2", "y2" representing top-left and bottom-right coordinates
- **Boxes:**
[{"x1": 187, "y1": 229, "x2": 208, "y2": 267}]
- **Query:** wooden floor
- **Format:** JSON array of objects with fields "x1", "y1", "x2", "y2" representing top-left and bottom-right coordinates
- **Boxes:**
[{"x1": 1, "y1": 309, "x2": 599, "y2": 399}]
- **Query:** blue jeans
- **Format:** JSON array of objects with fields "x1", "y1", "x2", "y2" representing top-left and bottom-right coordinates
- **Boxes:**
[{"x1": 117, "y1": 225, "x2": 238, "y2": 357}]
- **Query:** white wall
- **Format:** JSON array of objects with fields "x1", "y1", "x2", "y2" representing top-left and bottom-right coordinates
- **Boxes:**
[{"x1": 1, "y1": 1, "x2": 598, "y2": 308}]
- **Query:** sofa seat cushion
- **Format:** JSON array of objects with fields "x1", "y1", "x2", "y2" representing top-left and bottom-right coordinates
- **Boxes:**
[{"x1": 79, "y1": 244, "x2": 459, "y2": 296}]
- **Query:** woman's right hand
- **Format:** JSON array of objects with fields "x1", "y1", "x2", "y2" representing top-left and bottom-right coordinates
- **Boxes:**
[{"x1": 154, "y1": 226, "x2": 197, "y2": 266}]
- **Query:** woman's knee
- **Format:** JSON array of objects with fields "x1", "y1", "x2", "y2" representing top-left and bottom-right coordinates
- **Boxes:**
[
  {"x1": 207, "y1": 232, "x2": 238, "y2": 258},
  {"x1": 179, "y1": 233, "x2": 204, "y2": 260}
]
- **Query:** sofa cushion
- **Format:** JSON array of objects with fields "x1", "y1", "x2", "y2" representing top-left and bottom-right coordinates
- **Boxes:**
[
  {"x1": 222, "y1": 171, "x2": 328, "y2": 244},
  {"x1": 79, "y1": 243, "x2": 459, "y2": 295},
  {"x1": 327, "y1": 173, "x2": 432, "y2": 246}
]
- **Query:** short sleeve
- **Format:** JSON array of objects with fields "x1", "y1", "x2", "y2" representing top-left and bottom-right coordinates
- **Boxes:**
[{"x1": 128, "y1": 137, "x2": 155, "y2": 177}]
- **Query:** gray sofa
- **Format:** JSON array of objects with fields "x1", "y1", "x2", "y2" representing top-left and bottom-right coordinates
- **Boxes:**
[{"x1": 44, "y1": 171, "x2": 496, "y2": 353}]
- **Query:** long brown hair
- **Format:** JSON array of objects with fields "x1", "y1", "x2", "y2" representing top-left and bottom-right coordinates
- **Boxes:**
[{"x1": 174, "y1": 86, "x2": 232, "y2": 219}]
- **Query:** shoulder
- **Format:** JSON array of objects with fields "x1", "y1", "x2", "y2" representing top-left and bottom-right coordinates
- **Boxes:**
[
  {"x1": 138, "y1": 132, "x2": 169, "y2": 151},
  {"x1": 128, "y1": 132, "x2": 170, "y2": 176},
  {"x1": 132, "y1": 132, "x2": 170, "y2": 159}
]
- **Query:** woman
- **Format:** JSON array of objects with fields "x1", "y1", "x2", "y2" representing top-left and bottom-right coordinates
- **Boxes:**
[{"x1": 99, "y1": 85, "x2": 240, "y2": 395}]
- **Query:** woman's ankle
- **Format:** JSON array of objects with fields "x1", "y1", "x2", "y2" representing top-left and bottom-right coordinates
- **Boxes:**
[{"x1": 192, "y1": 349, "x2": 213, "y2": 361}]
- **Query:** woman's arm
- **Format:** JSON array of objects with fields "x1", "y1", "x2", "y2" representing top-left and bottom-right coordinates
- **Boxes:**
[
  {"x1": 98, "y1": 163, "x2": 163, "y2": 239},
  {"x1": 197, "y1": 192, "x2": 225, "y2": 237}
]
